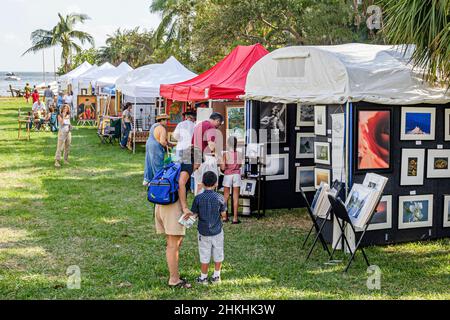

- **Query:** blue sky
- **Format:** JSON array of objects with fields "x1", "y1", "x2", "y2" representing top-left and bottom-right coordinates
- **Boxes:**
[{"x1": 0, "y1": 0, "x2": 161, "y2": 72}]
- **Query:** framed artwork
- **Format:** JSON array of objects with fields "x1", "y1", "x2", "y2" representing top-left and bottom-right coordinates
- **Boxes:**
[
  {"x1": 345, "y1": 184, "x2": 376, "y2": 227},
  {"x1": 77, "y1": 95, "x2": 97, "y2": 119},
  {"x1": 296, "y1": 104, "x2": 315, "y2": 127},
  {"x1": 262, "y1": 154, "x2": 289, "y2": 181},
  {"x1": 427, "y1": 149, "x2": 450, "y2": 178},
  {"x1": 400, "y1": 149, "x2": 425, "y2": 186},
  {"x1": 296, "y1": 166, "x2": 316, "y2": 192},
  {"x1": 240, "y1": 179, "x2": 257, "y2": 196},
  {"x1": 166, "y1": 100, "x2": 185, "y2": 126},
  {"x1": 400, "y1": 107, "x2": 436, "y2": 141},
  {"x1": 168, "y1": 132, "x2": 178, "y2": 145},
  {"x1": 445, "y1": 109, "x2": 450, "y2": 141},
  {"x1": 226, "y1": 106, "x2": 246, "y2": 143},
  {"x1": 314, "y1": 105, "x2": 327, "y2": 136},
  {"x1": 398, "y1": 195, "x2": 433, "y2": 229},
  {"x1": 314, "y1": 168, "x2": 331, "y2": 189},
  {"x1": 355, "y1": 108, "x2": 392, "y2": 172},
  {"x1": 314, "y1": 142, "x2": 331, "y2": 165},
  {"x1": 367, "y1": 195, "x2": 393, "y2": 231},
  {"x1": 296, "y1": 133, "x2": 315, "y2": 159},
  {"x1": 259, "y1": 103, "x2": 287, "y2": 144},
  {"x1": 443, "y1": 196, "x2": 450, "y2": 228}
]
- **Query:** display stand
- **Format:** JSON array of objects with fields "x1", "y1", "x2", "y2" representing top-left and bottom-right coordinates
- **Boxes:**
[
  {"x1": 17, "y1": 109, "x2": 31, "y2": 141},
  {"x1": 327, "y1": 194, "x2": 381, "y2": 272},
  {"x1": 242, "y1": 156, "x2": 266, "y2": 219}
]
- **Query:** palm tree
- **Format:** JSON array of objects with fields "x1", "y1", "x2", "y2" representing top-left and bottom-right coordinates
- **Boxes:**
[
  {"x1": 381, "y1": 0, "x2": 449, "y2": 84},
  {"x1": 23, "y1": 13, "x2": 95, "y2": 74}
]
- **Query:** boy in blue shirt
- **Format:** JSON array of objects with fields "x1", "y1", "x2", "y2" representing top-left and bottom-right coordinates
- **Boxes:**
[{"x1": 185, "y1": 171, "x2": 227, "y2": 284}]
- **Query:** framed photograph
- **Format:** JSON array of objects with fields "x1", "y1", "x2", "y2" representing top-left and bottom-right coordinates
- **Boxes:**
[
  {"x1": 355, "y1": 108, "x2": 392, "y2": 172},
  {"x1": 296, "y1": 166, "x2": 316, "y2": 192},
  {"x1": 296, "y1": 133, "x2": 315, "y2": 159},
  {"x1": 314, "y1": 142, "x2": 331, "y2": 165},
  {"x1": 400, "y1": 149, "x2": 425, "y2": 186},
  {"x1": 240, "y1": 179, "x2": 257, "y2": 196},
  {"x1": 296, "y1": 104, "x2": 315, "y2": 127},
  {"x1": 314, "y1": 105, "x2": 327, "y2": 136},
  {"x1": 166, "y1": 100, "x2": 185, "y2": 127},
  {"x1": 345, "y1": 184, "x2": 376, "y2": 228},
  {"x1": 226, "y1": 106, "x2": 246, "y2": 143},
  {"x1": 400, "y1": 107, "x2": 436, "y2": 141},
  {"x1": 259, "y1": 103, "x2": 287, "y2": 144},
  {"x1": 443, "y1": 196, "x2": 450, "y2": 228},
  {"x1": 314, "y1": 168, "x2": 331, "y2": 189},
  {"x1": 367, "y1": 195, "x2": 393, "y2": 231},
  {"x1": 427, "y1": 149, "x2": 450, "y2": 178},
  {"x1": 168, "y1": 132, "x2": 178, "y2": 145},
  {"x1": 262, "y1": 154, "x2": 289, "y2": 181},
  {"x1": 445, "y1": 109, "x2": 450, "y2": 141},
  {"x1": 398, "y1": 195, "x2": 433, "y2": 229}
]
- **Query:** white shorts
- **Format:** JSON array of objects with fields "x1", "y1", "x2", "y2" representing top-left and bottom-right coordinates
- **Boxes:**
[
  {"x1": 223, "y1": 174, "x2": 242, "y2": 188},
  {"x1": 198, "y1": 231, "x2": 224, "y2": 264}
]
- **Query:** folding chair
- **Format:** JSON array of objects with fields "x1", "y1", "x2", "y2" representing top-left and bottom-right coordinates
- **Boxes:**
[{"x1": 327, "y1": 194, "x2": 371, "y2": 273}]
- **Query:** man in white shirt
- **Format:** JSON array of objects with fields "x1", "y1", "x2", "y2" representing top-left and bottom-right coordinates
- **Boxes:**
[
  {"x1": 173, "y1": 111, "x2": 196, "y2": 163},
  {"x1": 32, "y1": 99, "x2": 46, "y2": 115}
]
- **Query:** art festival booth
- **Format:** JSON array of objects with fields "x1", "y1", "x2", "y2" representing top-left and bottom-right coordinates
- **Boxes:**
[
  {"x1": 116, "y1": 57, "x2": 197, "y2": 153},
  {"x1": 242, "y1": 43, "x2": 450, "y2": 246},
  {"x1": 59, "y1": 61, "x2": 93, "y2": 93}
]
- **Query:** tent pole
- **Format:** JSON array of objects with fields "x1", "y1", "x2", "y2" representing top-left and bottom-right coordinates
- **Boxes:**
[
  {"x1": 345, "y1": 100, "x2": 350, "y2": 198},
  {"x1": 208, "y1": 99, "x2": 213, "y2": 109},
  {"x1": 133, "y1": 97, "x2": 137, "y2": 154}
]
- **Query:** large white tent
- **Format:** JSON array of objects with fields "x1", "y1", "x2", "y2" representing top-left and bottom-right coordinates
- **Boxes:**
[
  {"x1": 243, "y1": 43, "x2": 450, "y2": 105},
  {"x1": 59, "y1": 61, "x2": 93, "y2": 90},
  {"x1": 96, "y1": 62, "x2": 134, "y2": 88},
  {"x1": 76, "y1": 62, "x2": 115, "y2": 90}
]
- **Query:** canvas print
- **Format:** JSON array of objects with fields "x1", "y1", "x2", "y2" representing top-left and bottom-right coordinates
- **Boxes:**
[
  {"x1": 296, "y1": 133, "x2": 315, "y2": 159},
  {"x1": 357, "y1": 109, "x2": 391, "y2": 171},
  {"x1": 259, "y1": 103, "x2": 287, "y2": 144},
  {"x1": 296, "y1": 166, "x2": 315, "y2": 192},
  {"x1": 443, "y1": 196, "x2": 450, "y2": 228},
  {"x1": 398, "y1": 195, "x2": 433, "y2": 229},
  {"x1": 427, "y1": 149, "x2": 450, "y2": 178},
  {"x1": 263, "y1": 154, "x2": 289, "y2": 181},
  {"x1": 400, "y1": 107, "x2": 436, "y2": 140},
  {"x1": 401, "y1": 149, "x2": 425, "y2": 186},
  {"x1": 297, "y1": 104, "x2": 315, "y2": 127},
  {"x1": 226, "y1": 106, "x2": 246, "y2": 143},
  {"x1": 445, "y1": 109, "x2": 450, "y2": 141},
  {"x1": 314, "y1": 105, "x2": 327, "y2": 136},
  {"x1": 368, "y1": 195, "x2": 392, "y2": 231},
  {"x1": 314, "y1": 142, "x2": 331, "y2": 165},
  {"x1": 167, "y1": 101, "x2": 184, "y2": 126},
  {"x1": 314, "y1": 168, "x2": 330, "y2": 189}
]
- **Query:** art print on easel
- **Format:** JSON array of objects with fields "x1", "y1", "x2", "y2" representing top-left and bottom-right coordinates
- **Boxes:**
[
  {"x1": 314, "y1": 105, "x2": 327, "y2": 136},
  {"x1": 259, "y1": 103, "x2": 287, "y2": 144},
  {"x1": 398, "y1": 195, "x2": 433, "y2": 229},
  {"x1": 400, "y1": 107, "x2": 436, "y2": 141},
  {"x1": 296, "y1": 104, "x2": 315, "y2": 127}
]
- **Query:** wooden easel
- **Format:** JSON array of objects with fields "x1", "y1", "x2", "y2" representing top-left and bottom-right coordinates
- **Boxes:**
[{"x1": 17, "y1": 109, "x2": 31, "y2": 141}]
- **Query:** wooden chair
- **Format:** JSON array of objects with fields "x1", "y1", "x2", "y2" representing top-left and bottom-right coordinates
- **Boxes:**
[{"x1": 17, "y1": 109, "x2": 31, "y2": 141}]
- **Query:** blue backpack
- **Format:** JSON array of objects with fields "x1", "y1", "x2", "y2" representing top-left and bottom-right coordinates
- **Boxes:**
[{"x1": 147, "y1": 162, "x2": 182, "y2": 205}]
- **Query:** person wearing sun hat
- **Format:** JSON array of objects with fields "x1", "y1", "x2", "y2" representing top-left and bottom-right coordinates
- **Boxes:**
[{"x1": 143, "y1": 113, "x2": 171, "y2": 186}]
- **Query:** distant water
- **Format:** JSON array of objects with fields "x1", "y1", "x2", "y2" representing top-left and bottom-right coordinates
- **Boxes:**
[{"x1": 0, "y1": 71, "x2": 58, "y2": 96}]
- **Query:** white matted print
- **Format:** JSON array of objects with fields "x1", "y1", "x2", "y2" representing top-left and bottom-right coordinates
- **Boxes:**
[
  {"x1": 445, "y1": 109, "x2": 450, "y2": 141},
  {"x1": 401, "y1": 149, "x2": 425, "y2": 186},
  {"x1": 400, "y1": 107, "x2": 436, "y2": 141},
  {"x1": 443, "y1": 196, "x2": 450, "y2": 228},
  {"x1": 296, "y1": 133, "x2": 315, "y2": 159},
  {"x1": 398, "y1": 194, "x2": 433, "y2": 230},
  {"x1": 296, "y1": 104, "x2": 315, "y2": 127},
  {"x1": 367, "y1": 195, "x2": 392, "y2": 231},
  {"x1": 314, "y1": 142, "x2": 331, "y2": 165},
  {"x1": 314, "y1": 105, "x2": 327, "y2": 136},
  {"x1": 240, "y1": 179, "x2": 257, "y2": 196},
  {"x1": 427, "y1": 149, "x2": 450, "y2": 178},
  {"x1": 314, "y1": 168, "x2": 331, "y2": 189},
  {"x1": 262, "y1": 154, "x2": 289, "y2": 181},
  {"x1": 296, "y1": 166, "x2": 315, "y2": 192}
]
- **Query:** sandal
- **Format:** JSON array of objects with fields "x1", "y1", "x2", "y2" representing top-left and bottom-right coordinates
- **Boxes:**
[{"x1": 169, "y1": 278, "x2": 192, "y2": 289}]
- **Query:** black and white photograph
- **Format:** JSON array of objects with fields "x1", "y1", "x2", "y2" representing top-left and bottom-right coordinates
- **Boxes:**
[
  {"x1": 401, "y1": 149, "x2": 425, "y2": 186},
  {"x1": 314, "y1": 142, "x2": 331, "y2": 165},
  {"x1": 240, "y1": 179, "x2": 257, "y2": 196},
  {"x1": 314, "y1": 105, "x2": 327, "y2": 136},
  {"x1": 259, "y1": 102, "x2": 287, "y2": 144},
  {"x1": 427, "y1": 149, "x2": 450, "y2": 178},
  {"x1": 296, "y1": 104, "x2": 315, "y2": 127},
  {"x1": 296, "y1": 133, "x2": 315, "y2": 159},
  {"x1": 262, "y1": 154, "x2": 289, "y2": 181},
  {"x1": 296, "y1": 166, "x2": 315, "y2": 192}
]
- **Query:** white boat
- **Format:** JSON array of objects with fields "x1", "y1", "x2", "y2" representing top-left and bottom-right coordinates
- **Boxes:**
[{"x1": 5, "y1": 72, "x2": 21, "y2": 81}]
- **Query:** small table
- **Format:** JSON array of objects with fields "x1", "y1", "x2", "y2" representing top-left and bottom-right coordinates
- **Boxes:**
[{"x1": 127, "y1": 131, "x2": 150, "y2": 151}]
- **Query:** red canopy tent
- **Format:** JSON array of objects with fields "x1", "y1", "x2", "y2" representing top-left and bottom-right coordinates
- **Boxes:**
[{"x1": 160, "y1": 44, "x2": 269, "y2": 102}]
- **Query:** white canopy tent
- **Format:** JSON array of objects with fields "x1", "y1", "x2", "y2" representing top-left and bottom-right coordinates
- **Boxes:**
[
  {"x1": 59, "y1": 61, "x2": 93, "y2": 90},
  {"x1": 243, "y1": 43, "x2": 450, "y2": 105},
  {"x1": 96, "y1": 62, "x2": 134, "y2": 89},
  {"x1": 76, "y1": 62, "x2": 115, "y2": 91},
  {"x1": 115, "y1": 56, "x2": 197, "y2": 153}
]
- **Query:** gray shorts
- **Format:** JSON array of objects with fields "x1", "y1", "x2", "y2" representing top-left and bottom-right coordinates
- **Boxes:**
[{"x1": 198, "y1": 231, "x2": 224, "y2": 264}]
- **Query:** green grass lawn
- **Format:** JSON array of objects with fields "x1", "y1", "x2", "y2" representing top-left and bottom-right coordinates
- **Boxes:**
[{"x1": 0, "y1": 97, "x2": 449, "y2": 300}]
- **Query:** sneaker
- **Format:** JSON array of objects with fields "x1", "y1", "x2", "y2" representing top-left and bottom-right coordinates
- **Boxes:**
[
  {"x1": 211, "y1": 276, "x2": 221, "y2": 284},
  {"x1": 196, "y1": 277, "x2": 209, "y2": 286},
  {"x1": 55, "y1": 160, "x2": 61, "y2": 168}
]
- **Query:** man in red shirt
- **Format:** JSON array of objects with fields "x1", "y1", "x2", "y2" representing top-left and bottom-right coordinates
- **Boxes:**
[
  {"x1": 192, "y1": 112, "x2": 224, "y2": 168},
  {"x1": 31, "y1": 89, "x2": 40, "y2": 104}
]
